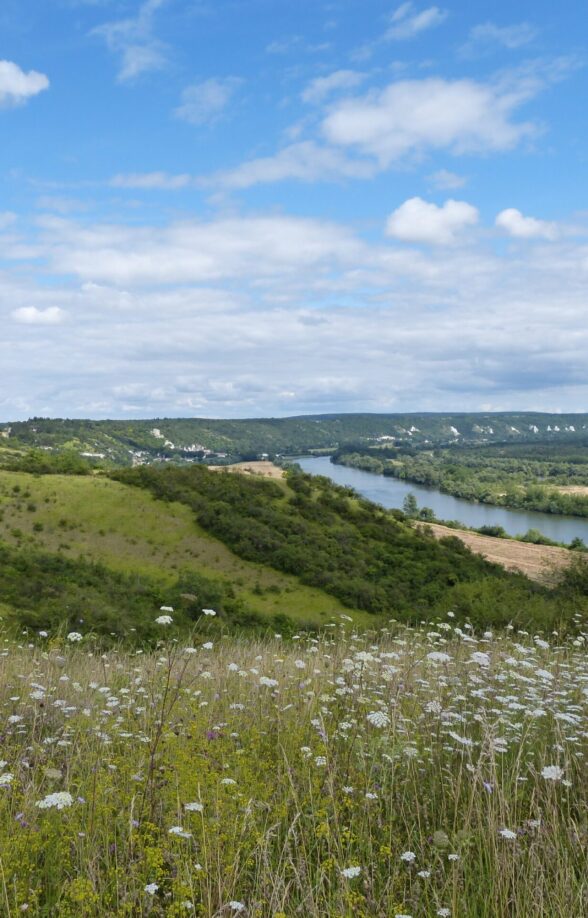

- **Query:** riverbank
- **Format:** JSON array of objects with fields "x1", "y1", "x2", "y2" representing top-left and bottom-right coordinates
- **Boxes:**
[
  {"x1": 332, "y1": 448, "x2": 588, "y2": 519},
  {"x1": 298, "y1": 455, "x2": 588, "y2": 544}
]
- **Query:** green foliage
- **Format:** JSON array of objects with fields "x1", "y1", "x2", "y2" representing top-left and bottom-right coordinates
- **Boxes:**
[
  {"x1": 6, "y1": 412, "x2": 588, "y2": 468},
  {"x1": 108, "y1": 464, "x2": 581, "y2": 629},
  {"x1": 334, "y1": 441, "x2": 588, "y2": 520},
  {"x1": 0, "y1": 448, "x2": 94, "y2": 475}
]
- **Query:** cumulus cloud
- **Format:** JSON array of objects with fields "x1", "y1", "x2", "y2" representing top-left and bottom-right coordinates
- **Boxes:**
[
  {"x1": 205, "y1": 141, "x2": 376, "y2": 189},
  {"x1": 386, "y1": 3, "x2": 448, "y2": 41},
  {"x1": 386, "y1": 197, "x2": 479, "y2": 245},
  {"x1": 496, "y1": 208, "x2": 558, "y2": 240},
  {"x1": 110, "y1": 172, "x2": 192, "y2": 190},
  {"x1": 0, "y1": 60, "x2": 49, "y2": 106},
  {"x1": 302, "y1": 70, "x2": 366, "y2": 104},
  {"x1": 4, "y1": 207, "x2": 588, "y2": 419},
  {"x1": 92, "y1": 0, "x2": 168, "y2": 82},
  {"x1": 11, "y1": 306, "x2": 65, "y2": 325},
  {"x1": 322, "y1": 75, "x2": 541, "y2": 166},
  {"x1": 174, "y1": 78, "x2": 240, "y2": 126}
]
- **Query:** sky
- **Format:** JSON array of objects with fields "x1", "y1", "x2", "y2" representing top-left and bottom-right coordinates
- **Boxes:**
[{"x1": 1, "y1": 0, "x2": 588, "y2": 420}]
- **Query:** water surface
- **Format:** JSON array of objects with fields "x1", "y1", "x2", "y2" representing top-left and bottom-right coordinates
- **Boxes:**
[{"x1": 297, "y1": 456, "x2": 588, "y2": 544}]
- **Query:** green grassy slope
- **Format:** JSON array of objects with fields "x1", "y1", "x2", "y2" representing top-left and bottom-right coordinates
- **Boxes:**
[{"x1": 0, "y1": 469, "x2": 373, "y2": 629}]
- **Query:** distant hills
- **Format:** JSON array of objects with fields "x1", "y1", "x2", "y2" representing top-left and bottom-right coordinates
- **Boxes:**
[{"x1": 2, "y1": 412, "x2": 588, "y2": 467}]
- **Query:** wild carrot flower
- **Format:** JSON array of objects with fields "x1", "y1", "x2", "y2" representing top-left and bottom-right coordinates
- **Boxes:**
[
  {"x1": 35, "y1": 792, "x2": 73, "y2": 810},
  {"x1": 541, "y1": 765, "x2": 564, "y2": 781}
]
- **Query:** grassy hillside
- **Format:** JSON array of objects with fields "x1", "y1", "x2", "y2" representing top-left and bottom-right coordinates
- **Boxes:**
[
  {"x1": 0, "y1": 469, "x2": 374, "y2": 634},
  {"x1": 2, "y1": 464, "x2": 587, "y2": 639}
]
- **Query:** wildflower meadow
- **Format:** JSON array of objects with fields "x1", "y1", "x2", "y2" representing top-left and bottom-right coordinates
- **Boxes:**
[{"x1": 0, "y1": 613, "x2": 586, "y2": 916}]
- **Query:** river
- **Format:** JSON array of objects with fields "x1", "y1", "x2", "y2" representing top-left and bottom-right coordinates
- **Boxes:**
[{"x1": 296, "y1": 456, "x2": 588, "y2": 544}]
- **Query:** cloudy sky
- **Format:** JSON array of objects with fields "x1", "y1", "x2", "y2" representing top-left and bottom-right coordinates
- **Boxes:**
[{"x1": 1, "y1": 0, "x2": 588, "y2": 419}]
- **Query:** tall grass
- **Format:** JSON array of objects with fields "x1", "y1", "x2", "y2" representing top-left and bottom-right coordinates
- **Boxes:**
[{"x1": 0, "y1": 616, "x2": 586, "y2": 916}]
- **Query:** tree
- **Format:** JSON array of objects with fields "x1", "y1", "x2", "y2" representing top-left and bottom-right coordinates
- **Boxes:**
[{"x1": 403, "y1": 493, "x2": 418, "y2": 518}]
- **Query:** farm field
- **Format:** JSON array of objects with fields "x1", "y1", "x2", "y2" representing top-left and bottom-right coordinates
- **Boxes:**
[
  {"x1": 207, "y1": 461, "x2": 285, "y2": 479},
  {"x1": 419, "y1": 522, "x2": 571, "y2": 582},
  {"x1": 0, "y1": 622, "x2": 585, "y2": 916}
]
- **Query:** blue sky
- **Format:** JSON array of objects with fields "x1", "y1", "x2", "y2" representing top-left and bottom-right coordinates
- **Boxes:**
[{"x1": 1, "y1": 0, "x2": 588, "y2": 419}]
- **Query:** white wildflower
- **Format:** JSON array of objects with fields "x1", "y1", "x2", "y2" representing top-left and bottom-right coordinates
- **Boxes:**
[
  {"x1": 541, "y1": 765, "x2": 564, "y2": 782},
  {"x1": 35, "y1": 791, "x2": 74, "y2": 810},
  {"x1": 155, "y1": 615, "x2": 173, "y2": 625},
  {"x1": 341, "y1": 866, "x2": 361, "y2": 878},
  {"x1": 168, "y1": 826, "x2": 192, "y2": 839}
]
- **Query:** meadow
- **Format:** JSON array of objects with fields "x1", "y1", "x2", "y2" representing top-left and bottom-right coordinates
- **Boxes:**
[{"x1": 0, "y1": 614, "x2": 586, "y2": 916}]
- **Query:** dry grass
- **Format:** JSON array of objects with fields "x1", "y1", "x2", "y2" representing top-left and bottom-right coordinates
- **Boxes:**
[
  {"x1": 420, "y1": 522, "x2": 571, "y2": 582},
  {"x1": 207, "y1": 461, "x2": 285, "y2": 480},
  {"x1": 555, "y1": 485, "x2": 588, "y2": 496}
]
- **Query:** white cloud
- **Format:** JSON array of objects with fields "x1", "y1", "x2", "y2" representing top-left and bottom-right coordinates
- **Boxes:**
[
  {"x1": 386, "y1": 3, "x2": 448, "y2": 41},
  {"x1": 462, "y1": 22, "x2": 538, "y2": 55},
  {"x1": 12, "y1": 306, "x2": 65, "y2": 325},
  {"x1": 496, "y1": 208, "x2": 558, "y2": 240},
  {"x1": 206, "y1": 141, "x2": 376, "y2": 189},
  {"x1": 174, "y1": 78, "x2": 240, "y2": 126},
  {"x1": 302, "y1": 70, "x2": 366, "y2": 104},
  {"x1": 428, "y1": 169, "x2": 468, "y2": 190},
  {"x1": 0, "y1": 60, "x2": 49, "y2": 106},
  {"x1": 92, "y1": 0, "x2": 168, "y2": 82},
  {"x1": 322, "y1": 75, "x2": 539, "y2": 165},
  {"x1": 4, "y1": 207, "x2": 588, "y2": 418},
  {"x1": 110, "y1": 172, "x2": 192, "y2": 190},
  {"x1": 40, "y1": 214, "x2": 364, "y2": 285},
  {"x1": 386, "y1": 197, "x2": 479, "y2": 245}
]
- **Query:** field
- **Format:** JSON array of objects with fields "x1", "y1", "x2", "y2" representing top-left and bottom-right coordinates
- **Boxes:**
[
  {"x1": 207, "y1": 462, "x2": 285, "y2": 480},
  {"x1": 0, "y1": 620, "x2": 585, "y2": 916},
  {"x1": 420, "y1": 523, "x2": 571, "y2": 582},
  {"x1": 0, "y1": 470, "x2": 370, "y2": 628}
]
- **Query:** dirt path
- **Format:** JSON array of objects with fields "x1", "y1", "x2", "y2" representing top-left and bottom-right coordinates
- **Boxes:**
[{"x1": 418, "y1": 522, "x2": 571, "y2": 582}]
